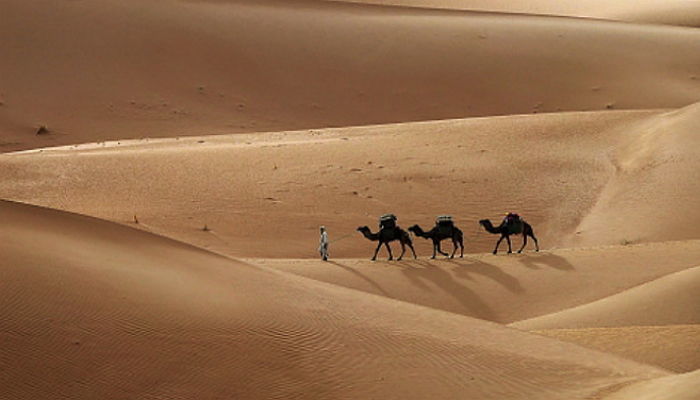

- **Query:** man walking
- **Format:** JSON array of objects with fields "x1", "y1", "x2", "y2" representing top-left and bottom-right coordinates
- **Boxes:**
[{"x1": 319, "y1": 226, "x2": 329, "y2": 261}]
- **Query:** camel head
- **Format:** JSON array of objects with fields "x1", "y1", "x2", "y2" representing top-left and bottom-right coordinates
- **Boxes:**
[
  {"x1": 356, "y1": 226, "x2": 370, "y2": 232},
  {"x1": 478, "y1": 219, "x2": 489, "y2": 226},
  {"x1": 407, "y1": 224, "x2": 420, "y2": 233}
]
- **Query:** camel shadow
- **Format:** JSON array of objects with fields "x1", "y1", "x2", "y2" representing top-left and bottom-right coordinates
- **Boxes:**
[
  {"x1": 516, "y1": 252, "x2": 575, "y2": 271},
  {"x1": 396, "y1": 258, "x2": 501, "y2": 321},
  {"x1": 326, "y1": 260, "x2": 393, "y2": 298},
  {"x1": 445, "y1": 257, "x2": 525, "y2": 294}
]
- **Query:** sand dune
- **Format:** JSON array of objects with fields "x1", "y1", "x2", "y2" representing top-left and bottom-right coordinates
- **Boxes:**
[
  {"x1": 322, "y1": 0, "x2": 700, "y2": 27},
  {"x1": 605, "y1": 370, "x2": 700, "y2": 400},
  {"x1": 3, "y1": 0, "x2": 699, "y2": 397},
  {"x1": 568, "y1": 101, "x2": 700, "y2": 247},
  {"x1": 534, "y1": 325, "x2": 700, "y2": 373},
  {"x1": 512, "y1": 266, "x2": 700, "y2": 330},
  {"x1": 2, "y1": 108, "x2": 699, "y2": 255},
  {"x1": 254, "y1": 241, "x2": 700, "y2": 323},
  {"x1": 2, "y1": 0, "x2": 700, "y2": 151},
  {"x1": 0, "y1": 199, "x2": 667, "y2": 399}
]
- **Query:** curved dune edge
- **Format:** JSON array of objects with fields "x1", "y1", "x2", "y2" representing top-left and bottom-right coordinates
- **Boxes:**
[
  {"x1": 319, "y1": 0, "x2": 700, "y2": 27},
  {"x1": 0, "y1": 199, "x2": 668, "y2": 399},
  {"x1": 567, "y1": 101, "x2": 700, "y2": 248},
  {"x1": 0, "y1": 109, "x2": 673, "y2": 257},
  {"x1": 604, "y1": 370, "x2": 700, "y2": 400},
  {"x1": 253, "y1": 239, "x2": 700, "y2": 324},
  {"x1": 511, "y1": 266, "x2": 700, "y2": 330},
  {"x1": 2, "y1": 108, "x2": 700, "y2": 256},
  {"x1": 534, "y1": 325, "x2": 700, "y2": 373},
  {"x1": 2, "y1": 0, "x2": 700, "y2": 151}
]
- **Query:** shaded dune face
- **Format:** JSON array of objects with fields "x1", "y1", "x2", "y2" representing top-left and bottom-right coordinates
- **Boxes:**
[
  {"x1": 1, "y1": 0, "x2": 700, "y2": 151},
  {"x1": 0, "y1": 200, "x2": 666, "y2": 399}
]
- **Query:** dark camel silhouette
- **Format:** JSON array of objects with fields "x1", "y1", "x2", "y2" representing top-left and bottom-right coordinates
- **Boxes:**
[
  {"x1": 357, "y1": 226, "x2": 417, "y2": 261},
  {"x1": 408, "y1": 224, "x2": 464, "y2": 259},
  {"x1": 479, "y1": 219, "x2": 539, "y2": 254}
]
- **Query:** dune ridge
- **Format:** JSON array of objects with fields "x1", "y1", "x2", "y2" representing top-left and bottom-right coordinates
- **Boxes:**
[
  {"x1": 605, "y1": 370, "x2": 700, "y2": 400},
  {"x1": 534, "y1": 325, "x2": 700, "y2": 373},
  {"x1": 568, "y1": 101, "x2": 700, "y2": 247},
  {"x1": 512, "y1": 266, "x2": 700, "y2": 330},
  {"x1": 2, "y1": 108, "x2": 699, "y2": 256},
  {"x1": 253, "y1": 240, "x2": 700, "y2": 323},
  {"x1": 320, "y1": 0, "x2": 700, "y2": 27}
]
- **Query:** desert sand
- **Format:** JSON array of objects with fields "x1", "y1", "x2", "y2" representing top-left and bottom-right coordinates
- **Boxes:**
[
  {"x1": 2, "y1": 0, "x2": 700, "y2": 152},
  {"x1": 1, "y1": 0, "x2": 699, "y2": 398}
]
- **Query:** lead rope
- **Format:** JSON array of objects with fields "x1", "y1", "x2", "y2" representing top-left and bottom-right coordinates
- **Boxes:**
[{"x1": 329, "y1": 232, "x2": 356, "y2": 244}]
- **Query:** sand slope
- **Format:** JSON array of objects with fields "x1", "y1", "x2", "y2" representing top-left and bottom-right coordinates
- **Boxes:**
[
  {"x1": 3, "y1": 108, "x2": 700, "y2": 255},
  {"x1": 1, "y1": 199, "x2": 668, "y2": 399},
  {"x1": 512, "y1": 266, "x2": 700, "y2": 329},
  {"x1": 2, "y1": 0, "x2": 700, "y2": 151},
  {"x1": 254, "y1": 241, "x2": 700, "y2": 323},
  {"x1": 606, "y1": 370, "x2": 700, "y2": 400},
  {"x1": 569, "y1": 101, "x2": 700, "y2": 247},
  {"x1": 534, "y1": 325, "x2": 700, "y2": 373}
]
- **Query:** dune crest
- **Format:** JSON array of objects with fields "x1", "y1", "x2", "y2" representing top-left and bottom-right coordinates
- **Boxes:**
[
  {"x1": 534, "y1": 325, "x2": 700, "y2": 373},
  {"x1": 512, "y1": 266, "x2": 700, "y2": 330},
  {"x1": 320, "y1": 0, "x2": 700, "y2": 27},
  {"x1": 570, "y1": 102, "x2": 700, "y2": 247},
  {"x1": 604, "y1": 370, "x2": 700, "y2": 400}
]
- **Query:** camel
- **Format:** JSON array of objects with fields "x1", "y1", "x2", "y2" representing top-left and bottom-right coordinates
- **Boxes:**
[
  {"x1": 356, "y1": 226, "x2": 417, "y2": 261},
  {"x1": 408, "y1": 224, "x2": 464, "y2": 259},
  {"x1": 479, "y1": 219, "x2": 539, "y2": 254}
]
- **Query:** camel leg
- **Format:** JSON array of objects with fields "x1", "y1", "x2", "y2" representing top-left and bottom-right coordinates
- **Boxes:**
[
  {"x1": 493, "y1": 236, "x2": 504, "y2": 254},
  {"x1": 450, "y1": 238, "x2": 458, "y2": 259},
  {"x1": 531, "y1": 234, "x2": 540, "y2": 252},
  {"x1": 459, "y1": 237, "x2": 464, "y2": 258},
  {"x1": 384, "y1": 242, "x2": 394, "y2": 261},
  {"x1": 524, "y1": 225, "x2": 540, "y2": 252},
  {"x1": 437, "y1": 241, "x2": 449, "y2": 257},
  {"x1": 371, "y1": 242, "x2": 383, "y2": 261},
  {"x1": 397, "y1": 241, "x2": 407, "y2": 261},
  {"x1": 408, "y1": 241, "x2": 417, "y2": 259},
  {"x1": 506, "y1": 235, "x2": 513, "y2": 253},
  {"x1": 518, "y1": 234, "x2": 528, "y2": 253},
  {"x1": 431, "y1": 241, "x2": 437, "y2": 259}
]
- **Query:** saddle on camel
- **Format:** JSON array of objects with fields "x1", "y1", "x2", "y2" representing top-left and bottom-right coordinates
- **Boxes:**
[
  {"x1": 435, "y1": 215, "x2": 454, "y2": 235},
  {"x1": 502, "y1": 213, "x2": 524, "y2": 235}
]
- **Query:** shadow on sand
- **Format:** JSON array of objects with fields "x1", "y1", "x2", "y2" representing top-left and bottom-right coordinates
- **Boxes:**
[
  {"x1": 395, "y1": 258, "x2": 525, "y2": 321},
  {"x1": 327, "y1": 260, "x2": 393, "y2": 298},
  {"x1": 325, "y1": 250, "x2": 573, "y2": 321},
  {"x1": 515, "y1": 252, "x2": 575, "y2": 271}
]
